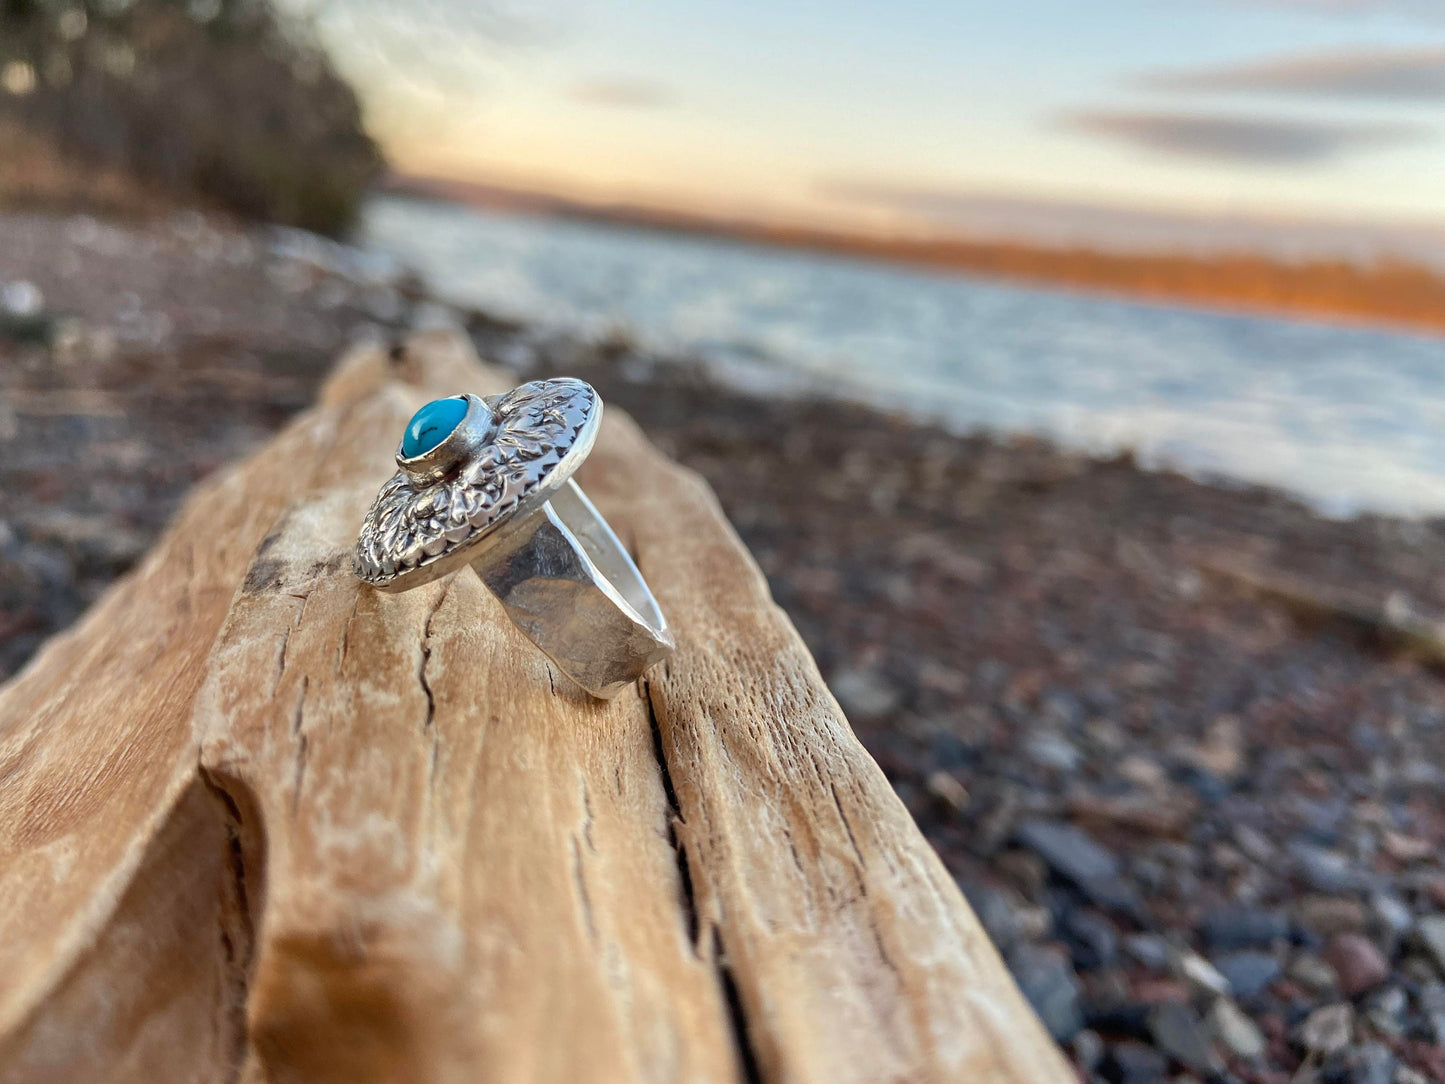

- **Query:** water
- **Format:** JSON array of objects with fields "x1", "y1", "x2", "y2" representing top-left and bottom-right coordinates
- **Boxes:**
[{"x1": 363, "y1": 194, "x2": 1445, "y2": 519}]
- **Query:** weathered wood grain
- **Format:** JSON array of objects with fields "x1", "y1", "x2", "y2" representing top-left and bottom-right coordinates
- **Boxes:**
[{"x1": 0, "y1": 331, "x2": 1071, "y2": 1083}]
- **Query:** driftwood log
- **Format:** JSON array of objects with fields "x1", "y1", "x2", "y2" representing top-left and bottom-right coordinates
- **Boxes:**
[{"x1": 0, "y1": 332, "x2": 1070, "y2": 1083}]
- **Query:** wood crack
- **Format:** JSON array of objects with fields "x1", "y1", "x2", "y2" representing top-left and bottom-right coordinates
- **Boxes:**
[
  {"x1": 196, "y1": 771, "x2": 259, "y2": 1084},
  {"x1": 830, "y1": 780, "x2": 867, "y2": 877},
  {"x1": 417, "y1": 588, "x2": 446, "y2": 732},
  {"x1": 272, "y1": 625, "x2": 291, "y2": 697},
  {"x1": 336, "y1": 592, "x2": 360, "y2": 672},
  {"x1": 713, "y1": 928, "x2": 764, "y2": 1084},
  {"x1": 570, "y1": 835, "x2": 599, "y2": 945},
  {"x1": 645, "y1": 677, "x2": 765, "y2": 1082},
  {"x1": 644, "y1": 677, "x2": 698, "y2": 950},
  {"x1": 291, "y1": 677, "x2": 309, "y2": 815}
]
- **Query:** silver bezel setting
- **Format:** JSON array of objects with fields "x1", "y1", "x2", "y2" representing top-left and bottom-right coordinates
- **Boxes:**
[
  {"x1": 394, "y1": 394, "x2": 496, "y2": 486},
  {"x1": 354, "y1": 378, "x2": 601, "y2": 591}
]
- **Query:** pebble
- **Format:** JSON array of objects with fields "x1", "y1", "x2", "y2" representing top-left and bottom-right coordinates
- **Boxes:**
[
  {"x1": 1201, "y1": 907, "x2": 1289, "y2": 951},
  {"x1": 1381, "y1": 830, "x2": 1434, "y2": 863},
  {"x1": 1061, "y1": 908, "x2": 1118, "y2": 970},
  {"x1": 1369, "y1": 891, "x2": 1414, "y2": 938},
  {"x1": 1347, "y1": 1041, "x2": 1396, "y2": 1084},
  {"x1": 994, "y1": 849, "x2": 1047, "y2": 897},
  {"x1": 1296, "y1": 1003, "x2": 1354, "y2": 1057},
  {"x1": 1324, "y1": 933, "x2": 1390, "y2": 996},
  {"x1": 1131, "y1": 976, "x2": 1190, "y2": 1005},
  {"x1": 1016, "y1": 819, "x2": 1117, "y2": 884},
  {"x1": 1119, "y1": 753, "x2": 1167, "y2": 790},
  {"x1": 924, "y1": 770, "x2": 969, "y2": 813},
  {"x1": 829, "y1": 666, "x2": 901, "y2": 718},
  {"x1": 1147, "y1": 1001, "x2": 1217, "y2": 1075},
  {"x1": 1124, "y1": 933, "x2": 1173, "y2": 974},
  {"x1": 1024, "y1": 732, "x2": 1081, "y2": 772},
  {"x1": 1207, "y1": 997, "x2": 1266, "y2": 1060},
  {"x1": 1299, "y1": 895, "x2": 1368, "y2": 936},
  {"x1": 1415, "y1": 914, "x2": 1445, "y2": 975},
  {"x1": 1178, "y1": 952, "x2": 1231, "y2": 997},
  {"x1": 1, "y1": 279, "x2": 43, "y2": 316},
  {"x1": 1232, "y1": 824, "x2": 1275, "y2": 864},
  {"x1": 1103, "y1": 1041, "x2": 1169, "y2": 1084},
  {"x1": 1015, "y1": 819, "x2": 1144, "y2": 918},
  {"x1": 967, "y1": 883, "x2": 1027, "y2": 951},
  {"x1": 1072, "y1": 1028, "x2": 1105, "y2": 1072},
  {"x1": 1180, "y1": 713, "x2": 1245, "y2": 780},
  {"x1": 1212, "y1": 951, "x2": 1281, "y2": 1000},
  {"x1": 1418, "y1": 981, "x2": 1445, "y2": 1044},
  {"x1": 1007, "y1": 943, "x2": 1082, "y2": 1041},
  {"x1": 1362, "y1": 986, "x2": 1406, "y2": 1036},
  {"x1": 1290, "y1": 842, "x2": 1358, "y2": 894},
  {"x1": 1288, "y1": 952, "x2": 1340, "y2": 994}
]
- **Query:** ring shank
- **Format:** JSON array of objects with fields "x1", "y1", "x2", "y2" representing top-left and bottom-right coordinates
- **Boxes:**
[{"x1": 469, "y1": 479, "x2": 673, "y2": 698}]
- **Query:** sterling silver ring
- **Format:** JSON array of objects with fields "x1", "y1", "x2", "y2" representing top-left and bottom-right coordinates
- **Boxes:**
[{"x1": 353, "y1": 378, "x2": 673, "y2": 699}]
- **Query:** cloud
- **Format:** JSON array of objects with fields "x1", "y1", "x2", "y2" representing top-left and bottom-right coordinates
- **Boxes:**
[
  {"x1": 1059, "y1": 110, "x2": 1428, "y2": 165},
  {"x1": 1144, "y1": 47, "x2": 1445, "y2": 100},
  {"x1": 1238, "y1": 0, "x2": 1443, "y2": 14},
  {"x1": 823, "y1": 182, "x2": 1445, "y2": 262},
  {"x1": 569, "y1": 77, "x2": 675, "y2": 109}
]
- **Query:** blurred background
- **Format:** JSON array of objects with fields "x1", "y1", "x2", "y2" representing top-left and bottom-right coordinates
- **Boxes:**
[{"x1": 4, "y1": 1, "x2": 1445, "y2": 1080}]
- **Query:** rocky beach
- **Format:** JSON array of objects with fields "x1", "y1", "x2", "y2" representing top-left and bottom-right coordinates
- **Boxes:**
[{"x1": 5, "y1": 209, "x2": 1445, "y2": 1083}]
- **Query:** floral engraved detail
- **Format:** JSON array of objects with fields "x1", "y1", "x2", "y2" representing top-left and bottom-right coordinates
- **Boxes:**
[{"x1": 354, "y1": 379, "x2": 595, "y2": 585}]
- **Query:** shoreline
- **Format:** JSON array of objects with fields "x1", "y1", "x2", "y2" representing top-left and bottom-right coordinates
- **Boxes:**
[
  {"x1": 385, "y1": 178, "x2": 1445, "y2": 343},
  {"x1": 5, "y1": 209, "x2": 1445, "y2": 1078}
]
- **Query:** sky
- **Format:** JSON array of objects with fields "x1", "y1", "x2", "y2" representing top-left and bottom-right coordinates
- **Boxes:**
[{"x1": 303, "y1": 0, "x2": 1445, "y2": 237}]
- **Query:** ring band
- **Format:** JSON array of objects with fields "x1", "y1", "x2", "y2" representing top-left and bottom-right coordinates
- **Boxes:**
[{"x1": 353, "y1": 379, "x2": 673, "y2": 698}]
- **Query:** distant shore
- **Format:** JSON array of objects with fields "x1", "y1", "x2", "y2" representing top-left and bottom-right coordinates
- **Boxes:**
[{"x1": 389, "y1": 173, "x2": 1445, "y2": 340}]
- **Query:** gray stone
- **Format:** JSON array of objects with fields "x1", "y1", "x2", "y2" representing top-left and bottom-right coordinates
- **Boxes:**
[
  {"x1": 1370, "y1": 891, "x2": 1414, "y2": 938},
  {"x1": 1207, "y1": 997, "x2": 1266, "y2": 1060},
  {"x1": 1363, "y1": 986, "x2": 1406, "y2": 1037},
  {"x1": 1213, "y1": 950, "x2": 1281, "y2": 1000},
  {"x1": 1415, "y1": 914, "x2": 1445, "y2": 975},
  {"x1": 1290, "y1": 841, "x2": 1358, "y2": 893},
  {"x1": 1124, "y1": 933, "x2": 1172, "y2": 974},
  {"x1": 829, "y1": 666, "x2": 900, "y2": 718},
  {"x1": 1147, "y1": 1001, "x2": 1219, "y2": 1075},
  {"x1": 1233, "y1": 824, "x2": 1275, "y2": 864},
  {"x1": 1, "y1": 279, "x2": 43, "y2": 317},
  {"x1": 1072, "y1": 1028, "x2": 1105, "y2": 1072},
  {"x1": 1347, "y1": 1042, "x2": 1396, "y2": 1084},
  {"x1": 1418, "y1": 981, "x2": 1445, "y2": 1044},
  {"x1": 968, "y1": 883, "x2": 1026, "y2": 951},
  {"x1": 1016, "y1": 819, "x2": 1117, "y2": 883},
  {"x1": 1025, "y1": 732, "x2": 1081, "y2": 772},
  {"x1": 1201, "y1": 907, "x2": 1289, "y2": 951},
  {"x1": 1104, "y1": 1041, "x2": 1168, "y2": 1084},
  {"x1": 1062, "y1": 908, "x2": 1119, "y2": 970},
  {"x1": 1007, "y1": 943, "x2": 1082, "y2": 1042},
  {"x1": 1015, "y1": 819, "x2": 1144, "y2": 919}
]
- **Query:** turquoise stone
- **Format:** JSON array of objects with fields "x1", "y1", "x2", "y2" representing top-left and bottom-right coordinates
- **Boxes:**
[{"x1": 402, "y1": 397, "x2": 468, "y2": 458}]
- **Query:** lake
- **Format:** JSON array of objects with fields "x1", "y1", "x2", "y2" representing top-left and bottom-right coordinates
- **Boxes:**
[{"x1": 363, "y1": 194, "x2": 1445, "y2": 519}]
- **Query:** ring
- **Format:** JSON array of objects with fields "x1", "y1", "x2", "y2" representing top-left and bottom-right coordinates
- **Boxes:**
[{"x1": 353, "y1": 378, "x2": 674, "y2": 698}]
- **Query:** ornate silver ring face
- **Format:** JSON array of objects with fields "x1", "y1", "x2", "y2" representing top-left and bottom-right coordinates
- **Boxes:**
[{"x1": 354, "y1": 378, "x2": 673, "y2": 698}]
